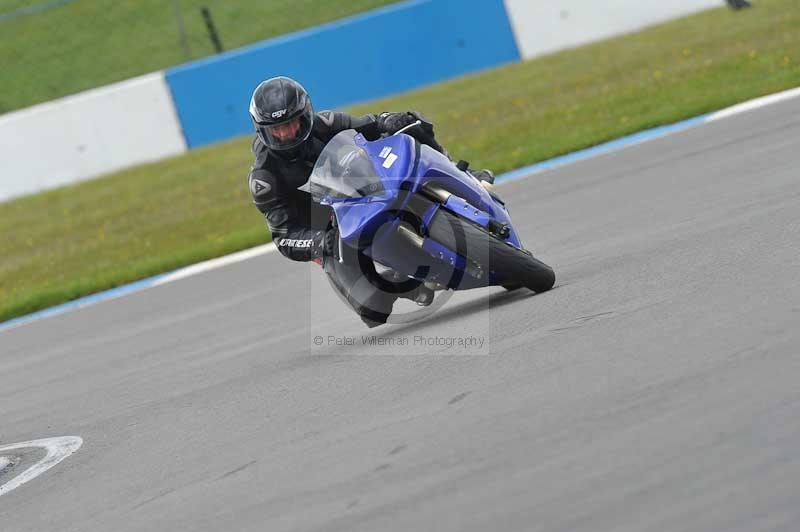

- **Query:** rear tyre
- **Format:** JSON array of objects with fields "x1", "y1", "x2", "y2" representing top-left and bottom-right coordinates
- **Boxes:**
[{"x1": 427, "y1": 209, "x2": 555, "y2": 293}]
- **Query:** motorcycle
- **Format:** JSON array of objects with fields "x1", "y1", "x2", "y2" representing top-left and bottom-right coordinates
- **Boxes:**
[{"x1": 302, "y1": 125, "x2": 555, "y2": 316}]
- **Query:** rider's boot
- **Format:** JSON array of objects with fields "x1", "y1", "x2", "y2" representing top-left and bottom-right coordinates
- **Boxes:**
[
  {"x1": 456, "y1": 159, "x2": 495, "y2": 185},
  {"x1": 467, "y1": 166, "x2": 499, "y2": 196},
  {"x1": 469, "y1": 168, "x2": 495, "y2": 184}
]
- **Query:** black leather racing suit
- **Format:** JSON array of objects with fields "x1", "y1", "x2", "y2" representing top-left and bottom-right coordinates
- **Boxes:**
[{"x1": 247, "y1": 110, "x2": 441, "y2": 325}]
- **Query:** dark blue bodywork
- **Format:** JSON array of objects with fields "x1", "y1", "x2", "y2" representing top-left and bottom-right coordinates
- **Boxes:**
[{"x1": 320, "y1": 132, "x2": 526, "y2": 290}]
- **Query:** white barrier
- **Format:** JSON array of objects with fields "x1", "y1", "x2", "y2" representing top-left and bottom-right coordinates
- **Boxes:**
[
  {"x1": 503, "y1": 0, "x2": 722, "y2": 60},
  {"x1": 0, "y1": 72, "x2": 186, "y2": 202}
]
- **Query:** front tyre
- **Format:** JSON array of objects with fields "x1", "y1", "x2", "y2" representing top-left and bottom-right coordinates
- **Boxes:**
[{"x1": 427, "y1": 209, "x2": 555, "y2": 293}]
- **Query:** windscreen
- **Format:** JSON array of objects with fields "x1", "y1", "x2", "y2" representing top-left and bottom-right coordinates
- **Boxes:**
[{"x1": 306, "y1": 130, "x2": 385, "y2": 202}]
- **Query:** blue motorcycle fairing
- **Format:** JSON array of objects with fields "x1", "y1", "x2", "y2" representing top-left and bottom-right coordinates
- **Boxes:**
[
  {"x1": 413, "y1": 144, "x2": 524, "y2": 249},
  {"x1": 358, "y1": 132, "x2": 416, "y2": 182},
  {"x1": 311, "y1": 130, "x2": 529, "y2": 289},
  {"x1": 329, "y1": 197, "x2": 394, "y2": 244},
  {"x1": 320, "y1": 132, "x2": 415, "y2": 243},
  {"x1": 353, "y1": 136, "x2": 524, "y2": 250}
]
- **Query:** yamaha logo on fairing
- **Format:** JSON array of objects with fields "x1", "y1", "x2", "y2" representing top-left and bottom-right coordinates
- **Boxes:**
[{"x1": 272, "y1": 109, "x2": 288, "y2": 119}]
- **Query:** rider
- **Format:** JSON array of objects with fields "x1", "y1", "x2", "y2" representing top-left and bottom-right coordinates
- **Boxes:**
[{"x1": 247, "y1": 76, "x2": 493, "y2": 327}]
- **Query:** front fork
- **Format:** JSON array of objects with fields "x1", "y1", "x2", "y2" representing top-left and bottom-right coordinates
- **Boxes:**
[{"x1": 419, "y1": 183, "x2": 512, "y2": 241}]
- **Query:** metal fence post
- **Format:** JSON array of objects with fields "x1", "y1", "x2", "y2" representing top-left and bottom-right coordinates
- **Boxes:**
[{"x1": 201, "y1": 6, "x2": 223, "y2": 54}]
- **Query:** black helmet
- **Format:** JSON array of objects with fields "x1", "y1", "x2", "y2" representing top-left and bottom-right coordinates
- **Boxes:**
[{"x1": 249, "y1": 76, "x2": 314, "y2": 151}]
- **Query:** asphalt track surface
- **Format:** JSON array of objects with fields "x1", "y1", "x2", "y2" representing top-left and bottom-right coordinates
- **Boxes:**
[{"x1": 2, "y1": 98, "x2": 800, "y2": 531}]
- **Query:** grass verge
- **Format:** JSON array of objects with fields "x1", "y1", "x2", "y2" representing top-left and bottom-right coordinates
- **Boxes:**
[
  {"x1": 1, "y1": 0, "x2": 799, "y2": 323},
  {"x1": 0, "y1": 0, "x2": 397, "y2": 113}
]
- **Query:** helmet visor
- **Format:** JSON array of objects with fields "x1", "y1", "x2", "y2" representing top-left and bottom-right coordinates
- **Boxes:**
[{"x1": 256, "y1": 107, "x2": 314, "y2": 150}]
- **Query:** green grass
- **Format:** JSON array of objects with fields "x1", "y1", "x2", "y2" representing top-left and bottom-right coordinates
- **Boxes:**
[
  {"x1": 349, "y1": 0, "x2": 800, "y2": 174},
  {"x1": 0, "y1": 0, "x2": 397, "y2": 113},
  {"x1": 1, "y1": 0, "x2": 799, "y2": 323}
]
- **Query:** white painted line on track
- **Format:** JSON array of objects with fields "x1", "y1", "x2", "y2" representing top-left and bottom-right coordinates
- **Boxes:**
[
  {"x1": 2, "y1": 85, "x2": 799, "y2": 333},
  {"x1": 152, "y1": 243, "x2": 276, "y2": 286},
  {"x1": 0, "y1": 436, "x2": 83, "y2": 497},
  {"x1": 706, "y1": 86, "x2": 800, "y2": 122}
]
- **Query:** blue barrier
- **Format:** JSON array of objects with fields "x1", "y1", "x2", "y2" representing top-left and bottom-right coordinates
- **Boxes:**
[{"x1": 165, "y1": 0, "x2": 520, "y2": 148}]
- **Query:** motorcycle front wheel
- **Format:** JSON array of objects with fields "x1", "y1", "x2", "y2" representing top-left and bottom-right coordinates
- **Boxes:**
[{"x1": 427, "y1": 209, "x2": 555, "y2": 293}]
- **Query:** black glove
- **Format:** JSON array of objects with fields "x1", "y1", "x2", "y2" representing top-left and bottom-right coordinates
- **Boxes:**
[
  {"x1": 377, "y1": 112, "x2": 418, "y2": 135},
  {"x1": 404, "y1": 111, "x2": 448, "y2": 156},
  {"x1": 378, "y1": 111, "x2": 449, "y2": 157}
]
